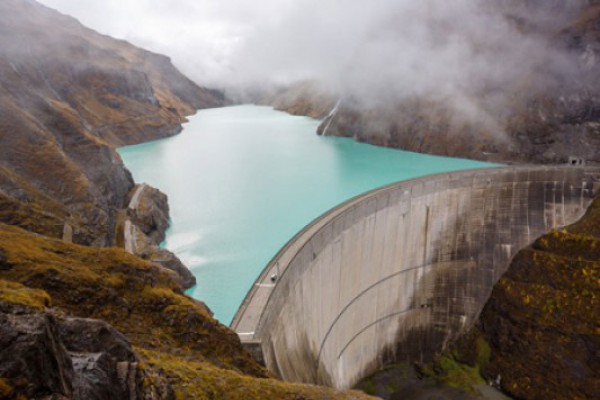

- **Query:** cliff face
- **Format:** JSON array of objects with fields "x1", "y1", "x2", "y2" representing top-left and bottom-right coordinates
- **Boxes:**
[{"x1": 0, "y1": 0, "x2": 225, "y2": 246}]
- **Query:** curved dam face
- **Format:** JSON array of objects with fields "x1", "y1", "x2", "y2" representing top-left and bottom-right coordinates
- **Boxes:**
[{"x1": 232, "y1": 166, "x2": 600, "y2": 389}]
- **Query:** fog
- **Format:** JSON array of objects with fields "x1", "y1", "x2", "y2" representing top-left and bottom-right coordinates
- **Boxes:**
[
  {"x1": 38, "y1": 0, "x2": 589, "y2": 110},
  {"x1": 37, "y1": 0, "x2": 294, "y2": 86}
]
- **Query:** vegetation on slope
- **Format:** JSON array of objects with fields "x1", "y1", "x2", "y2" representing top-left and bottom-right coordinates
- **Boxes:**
[
  {"x1": 0, "y1": 223, "x2": 374, "y2": 399},
  {"x1": 417, "y1": 199, "x2": 600, "y2": 399},
  {"x1": 478, "y1": 205, "x2": 600, "y2": 399}
]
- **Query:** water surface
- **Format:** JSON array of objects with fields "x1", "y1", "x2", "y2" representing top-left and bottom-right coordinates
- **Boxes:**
[{"x1": 118, "y1": 105, "x2": 498, "y2": 324}]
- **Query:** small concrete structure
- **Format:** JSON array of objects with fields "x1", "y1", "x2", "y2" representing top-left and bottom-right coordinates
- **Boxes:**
[
  {"x1": 123, "y1": 183, "x2": 146, "y2": 254},
  {"x1": 231, "y1": 166, "x2": 600, "y2": 389},
  {"x1": 123, "y1": 220, "x2": 137, "y2": 254},
  {"x1": 568, "y1": 157, "x2": 585, "y2": 166},
  {"x1": 128, "y1": 183, "x2": 147, "y2": 211},
  {"x1": 62, "y1": 222, "x2": 73, "y2": 243}
]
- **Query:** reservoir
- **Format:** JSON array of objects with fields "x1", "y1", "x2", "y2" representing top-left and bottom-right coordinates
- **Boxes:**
[{"x1": 118, "y1": 105, "x2": 497, "y2": 324}]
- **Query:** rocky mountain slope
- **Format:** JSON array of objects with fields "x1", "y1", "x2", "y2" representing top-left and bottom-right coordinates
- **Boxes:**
[
  {"x1": 267, "y1": 1, "x2": 600, "y2": 165},
  {"x1": 0, "y1": 0, "x2": 224, "y2": 247},
  {"x1": 476, "y1": 200, "x2": 600, "y2": 399},
  {"x1": 0, "y1": 224, "x2": 373, "y2": 399}
]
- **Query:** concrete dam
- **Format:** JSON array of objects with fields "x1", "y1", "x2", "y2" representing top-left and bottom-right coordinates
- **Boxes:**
[{"x1": 231, "y1": 166, "x2": 600, "y2": 389}]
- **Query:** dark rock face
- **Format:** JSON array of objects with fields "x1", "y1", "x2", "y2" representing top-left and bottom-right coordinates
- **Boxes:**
[
  {"x1": 478, "y1": 224, "x2": 600, "y2": 400},
  {"x1": 0, "y1": 305, "x2": 73, "y2": 399},
  {"x1": 128, "y1": 185, "x2": 170, "y2": 245},
  {"x1": 126, "y1": 184, "x2": 196, "y2": 289},
  {"x1": 69, "y1": 352, "x2": 152, "y2": 400},
  {"x1": 0, "y1": 301, "x2": 160, "y2": 400},
  {"x1": 63, "y1": 318, "x2": 152, "y2": 400},
  {"x1": 58, "y1": 318, "x2": 136, "y2": 363}
]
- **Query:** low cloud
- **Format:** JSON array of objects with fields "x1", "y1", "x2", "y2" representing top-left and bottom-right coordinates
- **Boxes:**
[{"x1": 38, "y1": 0, "x2": 589, "y2": 117}]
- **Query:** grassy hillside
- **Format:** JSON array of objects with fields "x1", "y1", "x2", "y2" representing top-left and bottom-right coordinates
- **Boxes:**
[{"x1": 0, "y1": 223, "x2": 374, "y2": 399}]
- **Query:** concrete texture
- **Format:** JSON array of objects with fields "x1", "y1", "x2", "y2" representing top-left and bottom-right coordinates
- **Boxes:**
[{"x1": 231, "y1": 166, "x2": 600, "y2": 389}]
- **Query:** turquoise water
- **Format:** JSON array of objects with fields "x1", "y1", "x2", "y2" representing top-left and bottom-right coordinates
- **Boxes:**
[{"x1": 118, "y1": 105, "x2": 498, "y2": 324}]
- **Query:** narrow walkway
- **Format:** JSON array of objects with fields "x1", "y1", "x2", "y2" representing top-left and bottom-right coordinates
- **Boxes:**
[
  {"x1": 128, "y1": 184, "x2": 147, "y2": 211},
  {"x1": 123, "y1": 184, "x2": 146, "y2": 254},
  {"x1": 123, "y1": 220, "x2": 136, "y2": 254}
]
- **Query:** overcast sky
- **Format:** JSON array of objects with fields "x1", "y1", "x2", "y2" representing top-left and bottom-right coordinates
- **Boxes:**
[
  {"x1": 36, "y1": 0, "x2": 584, "y2": 114},
  {"x1": 37, "y1": 0, "x2": 296, "y2": 87}
]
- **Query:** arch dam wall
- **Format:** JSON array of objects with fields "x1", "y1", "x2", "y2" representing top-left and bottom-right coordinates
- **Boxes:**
[{"x1": 231, "y1": 166, "x2": 600, "y2": 390}]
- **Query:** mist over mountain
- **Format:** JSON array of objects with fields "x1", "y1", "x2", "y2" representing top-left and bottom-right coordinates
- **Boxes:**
[
  {"x1": 0, "y1": 1, "x2": 599, "y2": 399},
  {"x1": 35, "y1": 1, "x2": 587, "y2": 91},
  {"x1": 255, "y1": 0, "x2": 600, "y2": 164},
  {"x1": 41, "y1": 0, "x2": 600, "y2": 163},
  {"x1": 234, "y1": 0, "x2": 582, "y2": 92}
]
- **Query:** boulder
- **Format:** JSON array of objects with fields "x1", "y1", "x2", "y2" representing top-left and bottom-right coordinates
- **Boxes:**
[
  {"x1": 0, "y1": 302, "x2": 157, "y2": 400},
  {"x1": 0, "y1": 305, "x2": 73, "y2": 399}
]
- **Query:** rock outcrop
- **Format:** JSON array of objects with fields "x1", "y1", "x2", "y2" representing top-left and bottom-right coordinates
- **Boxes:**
[
  {"x1": 0, "y1": 295, "x2": 171, "y2": 400},
  {"x1": 127, "y1": 184, "x2": 170, "y2": 245},
  {"x1": 121, "y1": 184, "x2": 196, "y2": 289},
  {"x1": 0, "y1": 302, "x2": 74, "y2": 399}
]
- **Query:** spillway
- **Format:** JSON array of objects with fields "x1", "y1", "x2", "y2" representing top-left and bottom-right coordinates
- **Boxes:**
[{"x1": 232, "y1": 165, "x2": 600, "y2": 389}]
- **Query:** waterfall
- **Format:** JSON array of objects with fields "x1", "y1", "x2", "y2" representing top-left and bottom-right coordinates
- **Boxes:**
[{"x1": 320, "y1": 99, "x2": 341, "y2": 137}]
